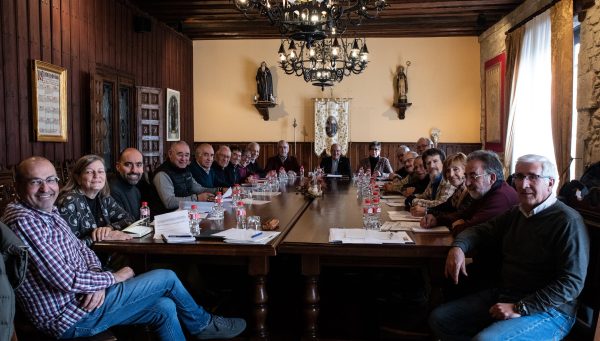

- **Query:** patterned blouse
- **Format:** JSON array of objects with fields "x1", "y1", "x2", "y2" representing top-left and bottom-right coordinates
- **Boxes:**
[
  {"x1": 412, "y1": 177, "x2": 457, "y2": 208},
  {"x1": 57, "y1": 189, "x2": 134, "y2": 247}
]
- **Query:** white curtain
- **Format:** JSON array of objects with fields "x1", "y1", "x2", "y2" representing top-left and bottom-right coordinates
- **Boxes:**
[{"x1": 504, "y1": 11, "x2": 556, "y2": 174}]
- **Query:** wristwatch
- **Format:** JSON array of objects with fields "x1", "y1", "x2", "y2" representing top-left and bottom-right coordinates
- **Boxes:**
[{"x1": 515, "y1": 301, "x2": 529, "y2": 316}]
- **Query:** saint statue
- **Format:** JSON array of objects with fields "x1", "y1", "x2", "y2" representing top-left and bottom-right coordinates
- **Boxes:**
[
  {"x1": 256, "y1": 61, "x2": 274, "y2": 102},
  {"x1": 396, "y1": 65, "x2": 408, "y2": 103}
]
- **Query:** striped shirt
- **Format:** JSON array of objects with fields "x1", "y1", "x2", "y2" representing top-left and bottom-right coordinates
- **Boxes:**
[{"x1": 2, "y1": 201, "x2": 115, "y2": 338}]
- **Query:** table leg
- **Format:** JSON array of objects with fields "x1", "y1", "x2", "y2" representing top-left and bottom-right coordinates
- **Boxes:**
[
  {"x1": 301, "y1": 255, "x2": 320, "y2": 340},
  {"x1": 249, "y1": 256, "x2": 269, "y2": 339}
]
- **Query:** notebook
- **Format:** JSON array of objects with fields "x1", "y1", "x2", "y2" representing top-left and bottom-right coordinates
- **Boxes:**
[{"x1": 122, "y1": 219, "x2": 153, "y2": 238}]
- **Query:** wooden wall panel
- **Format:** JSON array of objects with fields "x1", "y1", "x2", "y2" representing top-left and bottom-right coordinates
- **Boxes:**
[
  {"x1": 0, "y1": 0, "x2": 193, "y2": 167},
  {"x1": 197, "y1": 141, "x2": 482, "y2": 175}
]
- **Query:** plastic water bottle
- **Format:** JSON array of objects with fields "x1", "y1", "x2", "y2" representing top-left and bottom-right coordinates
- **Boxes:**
[
  {"x1": 232, "y1": 186, "x2": 241, "y2": 203},
  {"x1": 362, "y1": 198, "x2": 373, "y2": 229},
  {"x1": 139, "y1": 201, "x2": 150, "y2": 226},
  {"x1": 235, "y1": 201, "x2": 247, "y2": 229},
  {"x1": 211, "y1": 192, "x2": 224, "y2": 219},
  {"x1": 189, "y1": 204, "x2": 201, "y2": 236},
  {"x1": 371, "y1": 196, "x2": 382, "y2": 229},
  {"x1": 278, "y1": 167, "x2": 288, "y2": 182}
]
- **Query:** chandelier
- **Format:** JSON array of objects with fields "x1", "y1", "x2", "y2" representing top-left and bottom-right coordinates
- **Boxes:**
[
  {"x1": 233, "y1": 0, "x2": 387, "y2": 43},
  {"x1": 278, "y1": 35, "x2": 368, "y2": 90}
]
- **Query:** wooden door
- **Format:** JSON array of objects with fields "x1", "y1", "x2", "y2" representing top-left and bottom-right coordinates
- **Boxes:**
[{"x1": 136, "y1": 86, "x2": 163, "y2": 173}]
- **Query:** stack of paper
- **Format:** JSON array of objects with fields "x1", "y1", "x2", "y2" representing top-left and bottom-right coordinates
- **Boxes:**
[
  {"x1": 153, "y1": 210, "x2": 194, "y2": 243},
  {"x1": 380, "y1": 221, "x2": 450, "y2": 233},
  {"x1": 385, "y1": 202, "x2": 405, "y2": 207},
  {"x1": 388, "y1": 210, "x2": 422, "y2": 222},
  {"x1": 329, "y1": 228, "x2": 414, "y2": 244},
  {"x1": 122, "y1": 218, "x2": 153, "y2": 238},
  {"x1": 213, "y1": 228, "x2": 280, "y2": 245}
]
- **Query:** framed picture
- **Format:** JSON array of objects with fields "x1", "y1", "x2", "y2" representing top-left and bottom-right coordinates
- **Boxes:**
[
  {"x1": 484, "y1": 52, "x2": 506, "y2": 152},
  {"x1": 166, "y1": 88, "x2": 180, "y2": 141},
  {"x1": 31, "y1": 60, "x2": 68, "y2": 142}
]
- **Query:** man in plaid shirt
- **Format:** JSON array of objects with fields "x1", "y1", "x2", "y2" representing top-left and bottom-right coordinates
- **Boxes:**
[{"x1": 2, "y1": 157, "x2": 245, "y2": 340}]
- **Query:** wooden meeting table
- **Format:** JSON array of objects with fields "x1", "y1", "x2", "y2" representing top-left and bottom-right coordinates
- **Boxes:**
[
  {"x1": 93, "y1": 182, "x2": 310, "y2": 339},
  {"x1": 278, "y1": 179, "x2": 454, "y2": 339}
]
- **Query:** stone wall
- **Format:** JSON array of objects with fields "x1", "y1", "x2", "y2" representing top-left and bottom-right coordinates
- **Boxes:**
[{"x1": 577, "y1": 1, "x2": 600, "y2": 172}]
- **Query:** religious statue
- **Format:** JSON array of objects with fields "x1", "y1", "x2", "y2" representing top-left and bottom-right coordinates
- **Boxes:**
[
  {"x1": 396, "y1": 65, "x2": 408, "y2": 103},
  {"x1": 256, "y1": 61, "x2": 274, "y2": 103}
]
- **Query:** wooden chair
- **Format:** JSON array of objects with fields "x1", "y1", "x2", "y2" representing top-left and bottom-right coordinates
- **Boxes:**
[
  {"x1": 565, "y1": 188, "x2": 600, "y2": 340},
  {"x1": 0, "y1": 169, "x2": 16, "y2": 214}
]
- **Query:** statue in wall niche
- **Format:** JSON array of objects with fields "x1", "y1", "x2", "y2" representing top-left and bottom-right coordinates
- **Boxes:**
[
  {"x1": 256, "y1": 61, "x2": 275, "y2": 103},
  {"x1": 396, "y1": 65, "x2": 408, "y2": 103}
]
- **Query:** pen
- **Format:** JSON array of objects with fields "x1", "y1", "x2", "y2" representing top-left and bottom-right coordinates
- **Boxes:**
[
  {"x1": 250, "y1": 232, "x2": 263, "y2": 238},
  {"x1": 168, "y1": 234, "x2": 193, "y2": 238},
  {"x1": 161, "y1": 234, "x2": 168, "y2": 243}
]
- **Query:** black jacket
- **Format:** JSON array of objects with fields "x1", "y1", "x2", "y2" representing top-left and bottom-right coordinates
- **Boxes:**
[
  {"x1": 320, "y1": 156, "x2": 352, "y2": 178},
  {"x1": 0, "y1": 222, "x2": 28, "y2": 341}
]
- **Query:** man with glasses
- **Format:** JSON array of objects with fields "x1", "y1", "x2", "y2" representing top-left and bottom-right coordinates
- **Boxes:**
[
  {"x1": 109, "y1": 148, "x2": 145, "y2": 219},
  {"x1": 394, "y1": 145, "x2": 411, "y2": 178},
  {"x1": 153, "y1": 141, "x2": 214, "y2": 213},
  {"x1": 245, "y1": 142, "x2": 266, "y2": 179},
  {"x1": 320, "y1": 143, "x2": 352, "y2": 178},
  {"x1": 212, "y1": 145, "x2": 234, "y2": 187},
  {"x1": 384, "y1": 151, "x2": 418, "y2": 192},
  {"x1": 429, "y1": 154, "x2": 589, "y2": 340},
  {"x1": 2, "y1": 156, "x2": 246, "y2": 340},
  {"x1": 415, "y1": 137, "x2": 433, "y2": 155},
  {"x1": 420, "y1": 150, "x2": 518, "y2": 235}
]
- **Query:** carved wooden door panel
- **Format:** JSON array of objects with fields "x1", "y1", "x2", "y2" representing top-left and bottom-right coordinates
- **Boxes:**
[
  {"x1": 136, "y1": 86, "x2": 163, "y2": 173},
  {"x1": 90, "y1": 75, "x2": 110, "y2": 162}
]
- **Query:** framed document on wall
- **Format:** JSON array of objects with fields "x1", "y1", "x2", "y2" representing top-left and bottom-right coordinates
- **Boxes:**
[
  {"x1": 166, "y1": 88, "x2": 180, "y2": 141},
  {"x1": 31, "y1": 60, "x2": 68, "y2": 142},
  {"x1": 484, "y1": 52, "x2": 506, "y2": 152}
]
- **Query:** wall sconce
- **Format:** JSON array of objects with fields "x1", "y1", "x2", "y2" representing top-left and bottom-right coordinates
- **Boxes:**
[{"x1": 393, "y1": 61, "x2": 411, "y2": 119}]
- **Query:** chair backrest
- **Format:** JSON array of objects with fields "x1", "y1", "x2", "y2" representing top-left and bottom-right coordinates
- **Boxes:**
[{"x1": 568, "y1": 189, "x2": 600, "y2": 340}]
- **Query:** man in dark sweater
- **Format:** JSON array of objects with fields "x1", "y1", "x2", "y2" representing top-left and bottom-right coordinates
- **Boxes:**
[
  {"x1": 421, "y1": 150, "x2": 519, "y2": 235},
  {"x1": 190, "y1": 143, "x2": 216, "y2": 188},
  {"x1": 109, "y1": 148, "x2": 143, "y2": 219},
  {"x1": 265, "y1": 140, "x2": 300, "y2": 174},
  {"x1": 429, "y1": 154, "x2": 590, "y2": 340}
]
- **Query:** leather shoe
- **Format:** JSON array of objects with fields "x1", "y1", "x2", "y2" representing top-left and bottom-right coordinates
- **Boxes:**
[{"x1": 197, "y1": 315, "x2": 246, "y2": 339}]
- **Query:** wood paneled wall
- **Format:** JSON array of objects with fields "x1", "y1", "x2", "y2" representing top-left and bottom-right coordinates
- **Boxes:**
[
  {"x1": 199, "y1": 141, "x2": 482, "y2": 173},
  {"x1": 0, "y1": 0, "x2": 193, "y2": 166}
]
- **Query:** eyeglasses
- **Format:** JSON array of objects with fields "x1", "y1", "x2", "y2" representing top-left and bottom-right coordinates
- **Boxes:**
[
  {"x1": 27, "y1": 176, "x2": 60, "y2": 187},
  {"x1": 512, "y1": 173, "x2": 552, "y2": 182},
  {"x1": 466, "y1": 173, "x2": 488, "y2": 181}
]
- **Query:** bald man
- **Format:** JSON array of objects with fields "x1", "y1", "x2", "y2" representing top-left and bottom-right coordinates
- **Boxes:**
[
  {"x1": 109, "y1": 147, "x2": 144, "y2": 219},
  {"x1": 153, "y1": 141, "x2": 214, "y2": 213}
]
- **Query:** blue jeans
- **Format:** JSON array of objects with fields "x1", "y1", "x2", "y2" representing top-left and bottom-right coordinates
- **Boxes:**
[
  {"x1": 429, "y1": 288, "x2": 576, "y2": 341},
  {"x1": 60, "y1": 269, "x2": 212, "y2": 340}
]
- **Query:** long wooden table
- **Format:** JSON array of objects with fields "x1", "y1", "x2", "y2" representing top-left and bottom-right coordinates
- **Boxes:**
[
  {"x1": 278, "y1": 179, "x2": 454, "y2": 339},
  {"x1": 94, "y1": 179, "x2": 453, "y2": 339},
  {"x1": 94, "y1": 183, "x2": 310, "y2": 339}
]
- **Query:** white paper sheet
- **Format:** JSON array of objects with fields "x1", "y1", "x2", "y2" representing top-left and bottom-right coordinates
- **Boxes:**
[
  {"x1": 213, "y1": 228, "x2": 280, "y2": 244},
  {"x1": 388, "y1": 211, "x2": 422, "y2": 222},
  {"x1": 153, "y1": 210, "x2": 191, "y2": 239},
  {"x1": 329, "y1": 228, "x2": 414, "y2": 244}
]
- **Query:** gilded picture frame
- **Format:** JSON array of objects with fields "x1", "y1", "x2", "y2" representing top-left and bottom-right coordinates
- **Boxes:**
[
  {"x1": 484, "y1": 52, "x2": 506, "y2": 152},
  {"x1": 31, "y1": 60, "x2": 68, "y2": 142}
]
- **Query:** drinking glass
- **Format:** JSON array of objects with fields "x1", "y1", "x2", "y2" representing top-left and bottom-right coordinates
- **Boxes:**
[{"x1": 247, "y1": 216, "x2": 261, "y2": 231}]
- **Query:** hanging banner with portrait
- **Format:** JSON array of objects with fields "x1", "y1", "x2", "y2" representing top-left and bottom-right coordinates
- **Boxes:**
[{"x1": 314, "y1": 98, "x2": 350, "y2": 156}]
